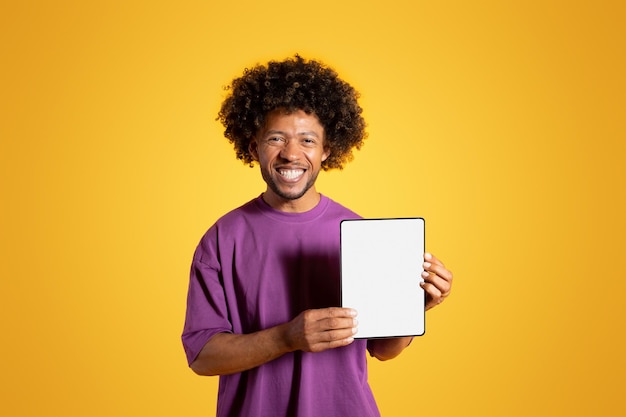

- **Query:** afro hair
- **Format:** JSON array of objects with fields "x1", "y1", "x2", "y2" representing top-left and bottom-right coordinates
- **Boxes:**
[{"x1": 217, "y1": 55, "x2": 367, "y2": 170}]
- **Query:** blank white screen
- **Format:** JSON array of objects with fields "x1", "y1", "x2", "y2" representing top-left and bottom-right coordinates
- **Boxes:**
[{"x1": 340, "y1": 218, "x2": 425, "y2": 338}]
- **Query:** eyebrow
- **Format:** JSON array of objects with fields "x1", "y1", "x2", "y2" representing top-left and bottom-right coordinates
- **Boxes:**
[{"x1": 264, "y1": 129, "x2": 320, "y2": 137}]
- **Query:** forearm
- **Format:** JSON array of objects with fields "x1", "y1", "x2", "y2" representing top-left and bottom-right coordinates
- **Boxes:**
[
  {"x1": 190, "y1": 324, "x2": 293, "y2": 376},
  {"x1": 190, "y1": 307, "x2": 357, "y2": 376},
  {"x1": 367, "y1": 336, "x2": 412, "y2": 361}
]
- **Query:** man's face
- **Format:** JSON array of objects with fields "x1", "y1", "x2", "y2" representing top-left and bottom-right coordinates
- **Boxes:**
[{"x1": 249, "y1": 109, "x2": 330, "y2": 212}]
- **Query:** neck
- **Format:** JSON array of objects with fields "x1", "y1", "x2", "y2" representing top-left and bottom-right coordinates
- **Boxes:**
[{"x1": 261, "y1": 189, "x2": 321, "y2": 213}]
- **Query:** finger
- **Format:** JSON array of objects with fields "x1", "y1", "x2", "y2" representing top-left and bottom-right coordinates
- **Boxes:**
[
  {"x1": 319, "y1": 316, "x2": 359, "y2": 333},
  {"x1": 303, "y1": 309, "x2": 358, "y2": 333},
  {"x1": 308, "y1": 326, "x2": 358, "y2": 352},
  {"x1": 421, "y1": 265, "x2": 450, "y2": 286},
  {"x1": 311, "y1": 334, "x2": 356, "y2": 352},
  {"x1": 321, "y1": 327, "x2": 359, "y2": 343},
  {"x1": 423, "y1": 253, "x2": 452, "y2": 276},
  {"x1": 325, "y1": 307, "x2": 358, "y2": 318},
  {"x1": 317, "y1": 308, "x2": 358, "y2": 330},
  {"x1": 423, "y1": 259, "x2": 453, "y2": 283},
  {"x1": 424, "y1": 252, "x2": 445, "y2": 267},
  {"x1": 420, "y1": 281, "x2": 445, "y2": 309},
  {"x1": 421, "y1": 270, "x2": 452, "y2": 296},
  {"x1": 420, "y1": 278, "x2": 444, "y2": 295},
  {"x1": 309, "y1": 307, "x2": 357, "y2": 320}
]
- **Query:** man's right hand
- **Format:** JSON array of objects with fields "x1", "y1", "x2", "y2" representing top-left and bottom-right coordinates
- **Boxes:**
[
  {"x1": 190, "y1": 307, "x2": 358, "y2": 376},
  {"x1": 284, "y1": 307, "x2": 359, "y2": 353}
]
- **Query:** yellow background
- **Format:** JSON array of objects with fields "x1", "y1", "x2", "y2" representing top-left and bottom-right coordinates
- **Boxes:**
[{"x1": 1, "y1": 1, "x2": 625, "y2": 416}]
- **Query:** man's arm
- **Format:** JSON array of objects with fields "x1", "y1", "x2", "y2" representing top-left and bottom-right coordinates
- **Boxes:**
[
  {"x1": 367, "y1": 337, "x2": 413, "y2": 361},
  {"x1": 367, "y1": 253, "x2": 453, "y2": 361},
  {"x1": 190, "y1": 307, "x2": 358, "y2": 376}
]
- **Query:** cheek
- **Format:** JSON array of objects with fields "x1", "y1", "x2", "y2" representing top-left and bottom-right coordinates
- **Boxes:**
[
  {"x1": 305, "y1": 151, "x2": 324, "y2": 165},
  {"x1": 257, "y1": 148, "x2": 278, "y2": 166}
]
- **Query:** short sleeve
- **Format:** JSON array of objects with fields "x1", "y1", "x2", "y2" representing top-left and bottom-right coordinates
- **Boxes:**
[{"x1": 181, "y1": 229, "x2": 233, "y2": 366}]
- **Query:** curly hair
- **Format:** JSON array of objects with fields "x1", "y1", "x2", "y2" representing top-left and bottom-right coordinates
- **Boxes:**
[{"x1": 217, "y1": 55, "x2": 367, "y2": 170}]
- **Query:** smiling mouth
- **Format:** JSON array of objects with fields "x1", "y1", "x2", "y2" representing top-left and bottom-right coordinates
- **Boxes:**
[{"x1": 278, "y1": 169, "x2": 305, "y2": 180}]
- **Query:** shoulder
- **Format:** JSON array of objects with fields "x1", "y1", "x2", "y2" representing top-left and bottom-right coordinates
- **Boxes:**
[
  {"x1": 215, "y1": 196, "x2": 261, "y2": 227},
  {"x1": 195, "y1": 196, "x2": 261, "y2": 250},
  {"x1": 321, "y1": 195, "x2": 362, "y2": 220}
]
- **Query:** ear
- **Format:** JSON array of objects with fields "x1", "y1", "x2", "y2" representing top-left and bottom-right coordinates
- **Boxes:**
[
  {"x1": 249, "y1": 138, "x2": 259, "y2": 161},
  {"x1": 322, "y1": 146, "x2": 330, "y2": 162}
]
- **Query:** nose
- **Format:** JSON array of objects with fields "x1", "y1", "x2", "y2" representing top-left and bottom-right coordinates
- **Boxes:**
[{"x1": 279, "y1": 140, "x2": 300, "y2": 161}]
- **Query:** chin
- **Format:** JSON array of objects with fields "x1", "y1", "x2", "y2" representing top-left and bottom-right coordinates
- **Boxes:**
[{"x1": 275, "y1": 190, "x2": 308, "y2": 201}]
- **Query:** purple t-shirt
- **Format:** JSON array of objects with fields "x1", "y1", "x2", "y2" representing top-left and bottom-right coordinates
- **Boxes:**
[{"x1": 182, "y1": 194, "x2": 381, "y2": 417}]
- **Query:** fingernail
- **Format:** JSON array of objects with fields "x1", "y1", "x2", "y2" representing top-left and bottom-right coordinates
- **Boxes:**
[
  {"x1": 423, "y1": 262, "x2": 431, "y2": 269},
  {"x1": 421, "y1": 271, "x2": 429, "y2": 279},
  {"x1": 424, "y1": 252, "x2": 432, "y2": 260}
]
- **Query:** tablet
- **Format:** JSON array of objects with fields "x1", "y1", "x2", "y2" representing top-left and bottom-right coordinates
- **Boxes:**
[{"x1": 340, "y1": 218, "x2": 425, "y2": 338}]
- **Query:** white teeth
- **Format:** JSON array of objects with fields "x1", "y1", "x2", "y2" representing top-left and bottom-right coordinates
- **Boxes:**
[{"x1": 279, "y1": 169, "x2": 304, "y2": 180}]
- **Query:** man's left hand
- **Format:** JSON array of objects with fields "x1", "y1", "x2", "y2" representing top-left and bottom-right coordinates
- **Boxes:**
[{"x1": 420, "y1": 253, "x2": 453, "y2": 310}]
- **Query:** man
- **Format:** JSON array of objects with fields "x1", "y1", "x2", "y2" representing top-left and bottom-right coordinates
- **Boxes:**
[{"x1": 182, "y1": 55, "x2": 453, "y2": 417}]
